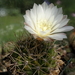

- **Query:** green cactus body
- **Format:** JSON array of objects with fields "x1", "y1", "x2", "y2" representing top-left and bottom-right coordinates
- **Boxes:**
[
  {"x1": 6, "y1": 36, "x2": 58, "y2": 75},
  {"x1": 1, "y1": 35, "x2": 69, "y2": 75}
]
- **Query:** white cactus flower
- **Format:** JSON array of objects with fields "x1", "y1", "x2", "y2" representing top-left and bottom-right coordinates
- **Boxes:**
[{"x1": 24, "y1": 2, "x2": 74, "y2": 41}]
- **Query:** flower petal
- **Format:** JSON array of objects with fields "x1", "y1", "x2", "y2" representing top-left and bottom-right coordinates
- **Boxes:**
[
  {"x1": 52, "y1": 26, "x2": 74, "y2": 33},
  {"x1": 42, "y1": 2, "x2": 48, "y2": 11},
  {"x1": 31, "y1": 3, "x2": 38, "y2": 23},
  {"x1": 48, "y1": 33, "x2": 67, "y2": 40},
  {"x1": 43, "y1": 37, "x2": 50, "y2": 41},
  {"x1": 24, "y1": 26, "x2": 36, "y2": 34},
  {"x1": 52, "y1": 19, "x2": 69, "y2": 30},
  {"x1": 49, "y1": 3, "x2": 54, "y2": 8},
  {"x1": 37, "y1": 4, "x2": 45, "y2": 20},
  {"x1": 57, "y1": 7, "x2": 62, "y2": 14},
  {"x1": 24, "y1": 15, "x2": 35, "y2": 29},
  {"x1": 52, "y1": 14, "x2": 63, "y2": 28}
]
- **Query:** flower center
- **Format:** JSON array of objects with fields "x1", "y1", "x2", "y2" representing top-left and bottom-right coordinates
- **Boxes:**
[{"x1": 38, "y1": 20, "x2": 50, "y2": 31}]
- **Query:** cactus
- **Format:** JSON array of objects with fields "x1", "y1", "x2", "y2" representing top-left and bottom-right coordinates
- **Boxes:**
[{"x1": 2, "y1": 34, "x2": 69, "y2": 75}]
